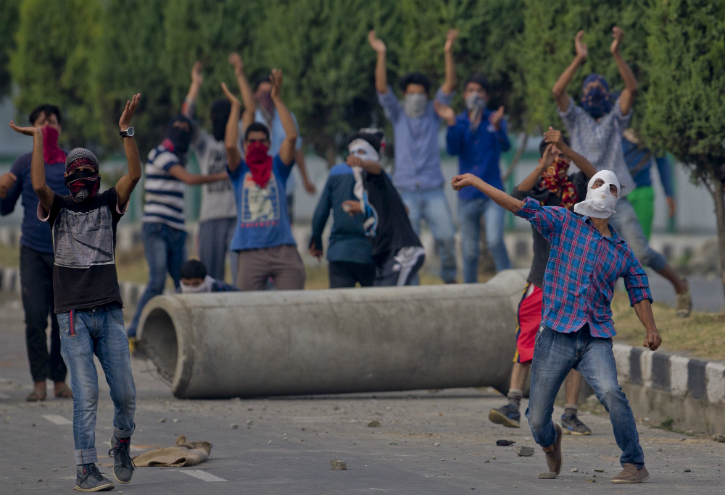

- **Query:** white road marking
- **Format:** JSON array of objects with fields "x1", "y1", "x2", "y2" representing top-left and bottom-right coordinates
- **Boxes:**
[
  {"x1": 103, "y1": 441, "x2": 146, "y2": 452},
  {"x1": 177, "y1": 470, "x2": 227, "y2": 482},
  {"x1": 42, "y1": 414, "x2": 73, "y2": 425}
]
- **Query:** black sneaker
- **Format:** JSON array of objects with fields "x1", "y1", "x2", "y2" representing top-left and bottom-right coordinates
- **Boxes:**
[
  {"x1": 561, "y1": 413, "x2": 592, "y2": 435},
  {"x1": 74, "y1": 464, "x2": 114, "y2": 492},
  {"x1": 108, "y1": 435, "x2": 135, "y2": 483},
  {"x1": 489, "y1": 404, "x2": 521, "y2": 428}
]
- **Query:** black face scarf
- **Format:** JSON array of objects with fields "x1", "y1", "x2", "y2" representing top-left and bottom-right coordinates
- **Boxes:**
[
  {"x1": 210, "y1": 99, "x2": 232, "y2": 142},
  {"x1": 165, "y1": 115, "x2": 193, "y2": 156}
]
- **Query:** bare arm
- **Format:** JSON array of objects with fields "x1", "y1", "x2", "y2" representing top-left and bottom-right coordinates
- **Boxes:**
[
  {"x1": 228, "y1": 53, "x2": 256, "y2": 130},
  {"x1": 115, "y1": 94, "x2": 143, "y2": 206},
  {"x1": 543, "y1": 127, "x2": 597, "y2": 179},
  {"x1": 182, "y1": 61, "x2": 203, "y2": 118},
  {"x1": 8, "y1": 123, "x2": 54, "y2": 211},
  {"x1": 221, "y1": 82, "x2": 242, "y2": 172},
  {"x1": 518, "y1": 159, "x2": 548, "y2": 192},
  {"x1": 369, "y1": 31, "x2": 388, "y2": 94},
  {"x1": 168, "y1": 164, "x2": 227, "y2": 185},
  {"x1": 270, "y1": 70, "x2": 297, "y2": 166},
  {"x1": 441, "y1": 29, "x2": 458, "y2": 95},
  {"x1": 452, "y1": 174, "x2": 524, "y2": 213},
  {"x1": 633, "y1": 299, "x2": 661, "y2": 351},
  {"x1": 552, "y1": 30, "x2": 588, "y2": 112},
  {"x1": 611, "y1": 27, "x2": 637, "y2": 116},
  {"x1": 346, "y1": 155, "x2": 382, "y2": 175}
]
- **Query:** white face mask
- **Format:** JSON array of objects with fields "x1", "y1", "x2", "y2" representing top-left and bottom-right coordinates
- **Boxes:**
[
  {"x1": 574, "y1": 171, "x2": 620, "y2": 219},
  {"x1": 403, "y1": 93, "x2": 428, "y2": 119},
  {"x1": 180, "y1": 275, "x2": 215, "y2": 294}
]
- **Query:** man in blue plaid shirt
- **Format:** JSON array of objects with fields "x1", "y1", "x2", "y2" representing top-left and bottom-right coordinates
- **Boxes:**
[{"x1": 452, "y1": 168, "x2": 662, "y2": 484}]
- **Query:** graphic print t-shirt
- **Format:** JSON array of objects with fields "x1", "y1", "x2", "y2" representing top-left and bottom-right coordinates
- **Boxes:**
[
  {"x1": 192, "y1": 131, "x2": 236, "y2": 222},
  {"x1": 228, "y1": 154, "x2": 297, "y2": 251},
  {"x1": 41, "y1": 188, "x2": 126, "y2": 313}
]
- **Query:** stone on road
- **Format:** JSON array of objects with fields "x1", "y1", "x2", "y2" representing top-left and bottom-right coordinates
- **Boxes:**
[{"x1": 1, "y1": 292, "x2": 724, "y2": 494}]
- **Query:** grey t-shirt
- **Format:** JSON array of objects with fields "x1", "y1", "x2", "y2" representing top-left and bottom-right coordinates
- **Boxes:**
[
  {"x1": 192, "y1": 131, "x2": 236, "y2": 222},
  {"x1": 512, "y1": 172, "x2": 588, "y2": 289}
]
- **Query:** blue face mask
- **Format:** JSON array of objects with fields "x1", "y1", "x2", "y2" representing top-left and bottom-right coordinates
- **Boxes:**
[{"x1": 581, "y1": 86, "x2": 613, "y2": 119}]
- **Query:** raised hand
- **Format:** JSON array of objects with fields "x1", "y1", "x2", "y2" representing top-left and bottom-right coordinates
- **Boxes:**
[
  {"x1": 489, "y1": 106, "x2": 505, "y2": 131},
  {"x1": 0, "y1": 172, "x2": 17, "y2": 199},
  {"x1": 221, "y1": 82, "x2": 240, "y2": 105},
  {"x1": 191, "y1": 61, "x2": 204, "y2": 86},
  {"x1": 270, "y1": 69, "x2": 283, "y2": 99},
  {"x1": 543, "y1": 126, "x2": 564, "y2": 149},
  {"x1": 8, "y1": 121, "x2": 39, "y2": 136},
  {"x1": 228, "y1": 52, "x2": 244, "y2": 75},
  {"x1": 434, "y1": 100, "x2": 456, "y2": 125},
  {"x1": 540, "y1": 143, "x2": 554, "y2": 168},
  {"x1": 346, "y1": 154, "x2": 363, "y2": 168},
  {"x1": 368, "y1": 30, "x2": 386, "y2": 53},
  {"x1": 451, "y1": 173, "x2": 479, "y2": 191},
  {"x1": 575, "y1": 30, "x2": 588, "y2": 61},
  {"x1": 611, "y1": 26, "x2": 624, "y2": 55},
  {"x1": 119, "y1": 93, "x2": 141, "y2": 131},
  {"x1": 444, "y1": 28, "x2": 459, "y2": 52}
]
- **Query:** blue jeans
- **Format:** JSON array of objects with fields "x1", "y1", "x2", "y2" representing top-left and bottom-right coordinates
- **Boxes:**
[
  {"x1": 526, "y1": 325, "x2": 644, "y2": 468},
  {"x1": 457, "y1": 197, "x2": 511, "y2": 282},
  {"x1": 58, "y1": 304, "x2": 136, "y2": 465},
  {"x1": 608, "y1": 198, "x2": 666, "y2": 271},
  {"x1": 398, "y1": 187, "x2": 457, "y2": 283},
  {"x1": 127, "y1": 222, "x2": 187, "y2": 337}
]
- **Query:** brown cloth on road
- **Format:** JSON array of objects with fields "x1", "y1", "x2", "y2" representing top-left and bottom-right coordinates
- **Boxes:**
[{"x1": 132, "y1": 435, "x2": 213, "y2": 467}]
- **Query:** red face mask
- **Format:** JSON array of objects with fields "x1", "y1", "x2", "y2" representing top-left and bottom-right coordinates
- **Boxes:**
[
  {"x1": 42, "y1": 125, "x2": 66, "y2": 165},
  {"x1": 539, "y1": 158, "x2": 578, "y2": 210},
  {"x1": 245, "y1": 141, "x2": 272, "y2": 188}
]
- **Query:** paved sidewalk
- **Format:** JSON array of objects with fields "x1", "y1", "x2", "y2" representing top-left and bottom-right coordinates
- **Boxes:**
[{"x1": 1, "y1": 292, "x2": 724, "y2": 494}]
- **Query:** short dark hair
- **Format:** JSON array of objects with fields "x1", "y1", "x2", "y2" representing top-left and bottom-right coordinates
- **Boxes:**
[
  {"x1": 210, "y1": 99, "x2": 232, "y2": 120},
  {"x1": 348, "y1": 130, "x2": 384, "y2": 153},
  {"x1": 464, "y1": 73, "x2": 490, "y2": 94},
  {"x1": 180, "y1": 259, "x2": 207, "y2": 280},
  {"x1": 400, "y1": 72, "x2": 431, "y2": 94},
  {"x1": 252, "y1": 70, "x2": 272, "y2": 91},
  {"x1": 245, "y1": 122, "x2": 270, "y2": 141},
  {"x1": 539, "y1": 136, "x2": 571, "y2": 158},
  {"x1": 29, "y1": 104, "x2": 62, "y2": 125}
]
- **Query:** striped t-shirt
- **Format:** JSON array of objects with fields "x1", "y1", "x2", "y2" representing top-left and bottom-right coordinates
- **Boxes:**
[{"x1": 142, "y1": 145, "x2": 185, "y2": 229}]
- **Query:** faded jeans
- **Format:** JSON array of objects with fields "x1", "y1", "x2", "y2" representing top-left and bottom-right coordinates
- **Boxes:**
[
  {"x1": 526, "y1": 325, "x2": 644, "y2": 468},
  {"x1": 608, "y1": 198, "x2": 667, "y2": 271},
  {"x1": 58, "y1": 303, "x2": 136, "y2": 465},
  {"x1": 127, "y1": 222, "x2": 187, "y2": 337},
  {"x1": 398, "y1": 186, "x2": 457, "y2": 283},
  {"x1": 457, "y1": 197, "x2": 511, "y2": 282}
]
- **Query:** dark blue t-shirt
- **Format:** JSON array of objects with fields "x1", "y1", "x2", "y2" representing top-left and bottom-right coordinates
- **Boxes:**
[
  {"x1": 0, "y1": 152, "x2": 69, "y2": 254},
  {"x1": 228, "y1": 154, "x2": 296, "y2": 251}
]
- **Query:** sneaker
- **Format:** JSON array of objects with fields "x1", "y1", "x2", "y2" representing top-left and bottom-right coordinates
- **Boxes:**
[
  {"x1": 74, "y1": 464, "x2": 114, "y2": 492},
  {"x1": 676, "y1": 281, "x2": 692, "y2": 318},
  {"x1": 612, "y1": 464, "x2": 650, "y2": 483},
  {"x1": 561, "y1": 413, "x2": 592, "y2": 435},
  {"x1": 108, "y1": 436, "x2": 135, "y2": 484},
  {"x1": 488, "y1": 404, "x2": 521, "y2": 428},
  {"x1": 543, "y1": 423, "x2": 563, "y2": 475}
]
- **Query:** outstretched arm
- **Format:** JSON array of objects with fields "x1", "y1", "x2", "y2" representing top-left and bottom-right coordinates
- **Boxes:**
[
  {"x1": 182, "y1": 61, "x2": 203, "y2": 118},
  {"x1": 346, "y1": 155, "x2": 382, "y2": 175},
  {"x1": 369, "y1": 30, "x2": 388, "y2": 94},
  {"x1": 271, "y1": 70, "x2": 297, "y2": 166},
  {"x1": 228, "y1": 52, "x2": 256, "y2": 130},
  {"x1": 222, "y1": 82, "x2": 243, "y2": 172},
  {"x1": 452, "y1": 174, "x2": 523, "y2": 213},
  {"x1": 611, "y1": 27, "x2": 637, "y2": 116},
  {"x1": 552, "y1": 30, "x2": 588, "y2": 113},
  {"x1": 115, "y1": 94, "x2": 143, "y2": 206},
  {"x1": 441, "y1": 29, "x2": 458, "y2": 95},
  {"x1": 8, "y1": 122, "x2": 53, "y2": 211}
]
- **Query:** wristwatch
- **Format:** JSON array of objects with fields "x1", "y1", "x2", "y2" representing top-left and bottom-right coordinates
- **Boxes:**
[{"x1": 120, "y1": 127, "x2": 135, "y2": 139}]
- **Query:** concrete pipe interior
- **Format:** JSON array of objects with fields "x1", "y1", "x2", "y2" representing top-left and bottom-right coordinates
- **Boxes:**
[{"x1": 142, "y1": 307, "x2": 178, "y2": 382}]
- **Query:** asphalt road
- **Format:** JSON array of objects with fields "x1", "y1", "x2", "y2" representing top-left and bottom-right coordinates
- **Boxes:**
[{"x1": 1, "y1": 292, "x2": 724, "y2": 494}]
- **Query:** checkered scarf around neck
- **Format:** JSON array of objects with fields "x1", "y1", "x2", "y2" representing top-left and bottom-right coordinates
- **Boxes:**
[
  {"x1": 64, "y1": 148, "x2": 101, "y2": 202},
  {"x1": 539, "y1": 158, "x2": 578, "y2": 211}
]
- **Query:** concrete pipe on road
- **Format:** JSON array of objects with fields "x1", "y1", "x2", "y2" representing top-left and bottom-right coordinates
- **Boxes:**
[{"x1": 137, "y1": 269, "x2": 528, "y2": 399}]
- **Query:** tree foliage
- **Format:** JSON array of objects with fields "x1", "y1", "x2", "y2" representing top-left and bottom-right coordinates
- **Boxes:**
[
  {"x1": 0, "y1": 0, "x2": 20, "y2": 99},
  {"x1": 522, "y1": 0, "x2": 649, "y2": 132},
  {"x1": 9, "y1": 0, "x2": 101, "y2": 147}
]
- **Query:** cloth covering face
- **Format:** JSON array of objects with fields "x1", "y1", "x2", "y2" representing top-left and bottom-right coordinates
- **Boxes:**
[
  {"x1": 347, "y1": 139, "x2": 379, "y2": 237},
  {"x1": 539, "y1": 158, "x2": 578, "y2": 211},
  {"x1": 180, "y1": 275, "x2": 215, "y2": 293},
  {"x1": 132, "y1": 435, "x2": 212, "y2": 467},
  {"x1": 574, "y1": 170, "x2": 620, "y2": 219}
]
